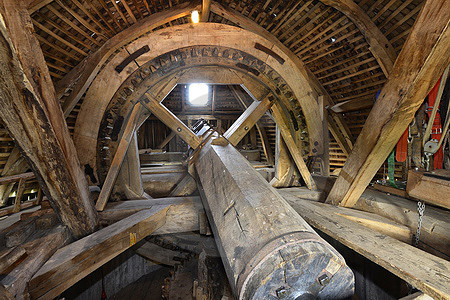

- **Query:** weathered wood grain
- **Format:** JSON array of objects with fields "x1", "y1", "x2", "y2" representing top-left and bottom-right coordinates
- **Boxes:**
[
  {"x1": 0, "y1": 0, "x2": 97, "y2": 237},
  {"x1": 195, "y1": 137, "x2": 353, "y2": 299}
]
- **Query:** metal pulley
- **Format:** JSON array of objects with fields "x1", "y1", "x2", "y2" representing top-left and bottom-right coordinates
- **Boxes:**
[{"x1": 424, "y1": 138, "x2": 440, "y2": 155}]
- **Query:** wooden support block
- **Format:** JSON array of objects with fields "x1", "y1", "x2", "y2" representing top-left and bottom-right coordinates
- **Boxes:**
[
  {"x1": 283, "y1": 194, "x2": 450, "y2": 300},
  {"x1": 29, "y1": 205, "x2": 170, "y2": 299},
  {"x1": 406, "y1": 169, "x2": 450, "y2": 210},
  {"x1": 223, "y1": 97, "x2": 273, "y2": 146},
  {"x1": 373, "y1": 183, "x2": 408, "y2": 198},
  {"x1": 141, "y1": 94, "x2": 201, "y2": 149},
  {"x1": 271, "y1": 103, "x2": 316, "y2": 189},
  {"x1": 195, "y1": 138, "x2": 353, "y2": 299},
  {"x1": 135, "y1": 241, "x2": 189, "y2": 266}
]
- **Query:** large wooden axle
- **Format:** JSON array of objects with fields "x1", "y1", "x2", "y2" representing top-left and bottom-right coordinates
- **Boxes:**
[{"x1": 194, "y1": 133, "x2": 354, "y2": 299}]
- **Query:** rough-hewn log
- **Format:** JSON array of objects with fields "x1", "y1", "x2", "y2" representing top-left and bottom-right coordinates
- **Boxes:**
[
  {"x1": 0, "y1": 1, "x2": 97, "y2": 237},
  {"x1": 326, "y1": 0, "x2": 450, "y2": 207},
  {"x1": 195, "y1": 136, "x2": 353, "y2": 299},
  {"x1": 320, "y1": 0, "x2": 396, "y2": 76},
  {"x1": 29, "y1": 205, "x2": 170, "y2": 299}
]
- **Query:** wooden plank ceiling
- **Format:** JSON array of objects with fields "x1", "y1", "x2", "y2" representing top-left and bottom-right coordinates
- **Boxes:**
[{"x1": 0, "y1": 0, "x2": 424, "y2": 178}]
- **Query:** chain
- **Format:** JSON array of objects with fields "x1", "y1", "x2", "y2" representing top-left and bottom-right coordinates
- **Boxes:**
[{"x1": 414, "y1": 201, "x2": 426, "y2": 247}]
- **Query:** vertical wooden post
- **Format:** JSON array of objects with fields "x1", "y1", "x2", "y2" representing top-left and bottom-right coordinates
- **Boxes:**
[
  {"x1": 12, "y1": 178, "x2": 25, "y2": 213},
  {"x1": 117, "y1": 132, "x2": 144, "y2": 199},
  {"x1": 319, "y1": 95, "x2": 330, "y2": 176},
  {"x1": 270, "y1": 126, "x2": 298, "y2": 187}
]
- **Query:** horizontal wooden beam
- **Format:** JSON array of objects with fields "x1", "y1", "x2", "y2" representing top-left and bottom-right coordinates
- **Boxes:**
[
  {"x1": 283, "y1": 192, "x2": 450, "y2": 300},
  {"x1": 0, "y1": 172, "x2": 34, "y2": 185},
  {"x1": 29, "y1": 205, "x2": 170, "y2": 299},
  {"x1": 99, "y1": 197, "x2": 202, "y2": 233},
  {"x1": 327, "y1": 0, "x2": 450, "y2": 207},
  {"x1": 406, "y1": 169, "x2": 450, "y2": 210}
]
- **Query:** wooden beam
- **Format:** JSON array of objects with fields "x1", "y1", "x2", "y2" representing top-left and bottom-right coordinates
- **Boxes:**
[
  {"x1": 12, "y1": 178, "x2": 25, "y2": 213},
  {"x1": 140, "y1": 94, "x2": 201, "y2": 149},
  {"x1": 116, "y1": 132, "x2": 144, "y2": 199},
  {"x1": 157, "y1": 130, "x2": 177, "y2": 149},
  {"x1": 195, "y1": 137, "x2": 353, "y2": 298},
  {"x1": 0, "y1": 0, "x2": 97, "y2": 237},
  {"x1": 278, "y1": 190, "x2": 412, "y2": 242},
  {"x1": 283, "y1": 183, "x2": 450, "y2": 258},
  {"x1": 283, "y1": 193, "x2": 450, "y2": 300},
  {"x1": 271, "y1": 103, "x2": 316, "y2": 190},
  {"x1": 223, "y1": 96, "x2": 273, "y2": 146},
  {"x1": 99, "y1": 197, "x2": 202, "y2": 231},
  {"x1": 406, "y1": 169, "x2": 450, "y2": 210},
  {"x1": 201, "y1": 0, "x2": 211, "y2": 22},
  {"x1": 95, "y1": 103, "x2": 142, "y2": 211},
  {"x1": 29, "y1": 206, "x2": 170, "y2": 299},
  {"x1": 0, "y1": 172, "x2": 34, "y2": 185},
  {"x1": 1, "y1": 226, "x2": 71, "y2": 299},
  {"x1": 210, "y1": 2, "x2": 351, "y2": 155},
  {"x1": 230, "y1": 86, "x2": 274, "y2": 165},
  {"x1": 270, "y1": 126, "x2": 299, "y2": 187},
  {"x1": 320, "y1": 0, "x2": 396, "y2": 76},
  {"x1": 328, "y1": 98, "x2": 374, "y2": 113},
  {"x1": 56, "y1": 1, "x2": 200, "y2": 116},
  {"x1": 326, "y1": 0, "x2": 450, "y2": 207}
]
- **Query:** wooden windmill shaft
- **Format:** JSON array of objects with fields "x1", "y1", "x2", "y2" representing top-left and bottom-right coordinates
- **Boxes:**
[{"x1": 194, "y1": 129, "x2": 354, "y2": 299}]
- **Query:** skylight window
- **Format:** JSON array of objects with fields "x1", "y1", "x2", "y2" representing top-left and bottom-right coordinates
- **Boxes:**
[{"x1": 188, "y1": 83, "x2": 209, "y2": 106}]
